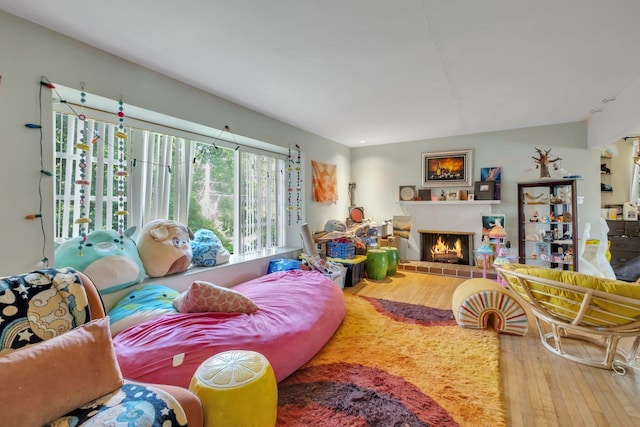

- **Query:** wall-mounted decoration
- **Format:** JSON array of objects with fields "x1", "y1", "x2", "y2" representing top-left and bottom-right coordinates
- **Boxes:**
[
  {"x1": 422, "y1": 149, "x2": 472, "y2": 187},
  {"x1": 399, "y1": 185, "x2": 417, "y2": 201},
  {"x1": 311, "y1": 160, "x2": 337, "y2": 202},
  {"x1": 287, "y1": 145, "x2": 303, "y2": 224},
  {"x1": 531, "y1": 147, "x2": 561, "y2": 178},
  {"x1": 481, "y1": 166, "x2": 501, "y2": 199},
  {"x1": 474, "y1": 181, "x2": 495, "y2": 200},
  {"x1": 349, "y1": 207, "x2": 364, "y2": 223}
]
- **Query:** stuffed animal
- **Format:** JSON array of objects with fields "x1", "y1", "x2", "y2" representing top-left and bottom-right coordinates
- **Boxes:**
[
  {"x1": 190, "y1": 229, "x2": 231, "y2": 267},
  {"x1": 137, "y1": 219, "x2": 194, "y2": 277},
  {"x1": 54, "y1": 228, "x2": 146, "y2": 294}
]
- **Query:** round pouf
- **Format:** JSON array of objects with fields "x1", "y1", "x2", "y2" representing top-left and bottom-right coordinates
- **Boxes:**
[
  {"x1": 380, "y1": 247, "x2": 399, "y2": 276},
  {"x1": 451, "y1": 278, "x2": 528, "y2": 336},
  {"x1": 189, "y1": 350, "x2": 278, "y2": 427},
  {"x1": 366, "y1": 249, "x2": 389, "y2": 280}
]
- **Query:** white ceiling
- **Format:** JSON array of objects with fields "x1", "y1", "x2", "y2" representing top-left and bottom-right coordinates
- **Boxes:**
[{"x1": 3, "y1": 0, "x2": 640, "y2": 147}]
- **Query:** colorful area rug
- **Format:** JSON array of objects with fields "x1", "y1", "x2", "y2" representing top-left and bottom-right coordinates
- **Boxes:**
[{"x1": 277, "y1": 294, "x2": 506, "y2": 426}]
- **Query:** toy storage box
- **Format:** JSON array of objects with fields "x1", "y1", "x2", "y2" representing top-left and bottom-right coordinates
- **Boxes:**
[
  {"x1": 328, "y1": 255, "x2": 366, "y2": 287},
  {"x1": 325, "y1": 265, "x2": 347, "y2": 289},
  {"x1": 327, "y1": 241, "x2": 355, "y2": 259}
]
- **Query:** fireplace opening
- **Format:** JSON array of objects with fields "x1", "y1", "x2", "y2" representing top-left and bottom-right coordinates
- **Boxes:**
[{"x1": 420, "y1": 231, "x2": 474, "y2": 265}]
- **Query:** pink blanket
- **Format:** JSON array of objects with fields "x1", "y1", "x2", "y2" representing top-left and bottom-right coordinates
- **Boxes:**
[{"x1": 113, "y1": 269, "x2": 346, "y2": 388}]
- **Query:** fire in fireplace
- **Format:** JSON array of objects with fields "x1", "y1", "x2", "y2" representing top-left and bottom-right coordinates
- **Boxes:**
[{"x1": 420, "y1": 230, "x2": 474, "y2": 265}]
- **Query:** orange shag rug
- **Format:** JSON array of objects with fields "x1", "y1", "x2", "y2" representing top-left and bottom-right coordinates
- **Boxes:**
[{"x1": 277, "y1": 294, "x2": 506, "y2": 426}]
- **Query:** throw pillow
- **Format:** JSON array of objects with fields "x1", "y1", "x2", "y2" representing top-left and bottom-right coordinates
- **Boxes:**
[
  {"x1": 108, "y1": 285, "x2": 180, "y2": 335},
  {"x1": 0, "y1": 268, "x2": 91, "y2": 351},
  {"x1": 173, "y1": 280, "x2": 259, "y2": 313},
  {"x1": 0, "y1": 317, "x2": 124, "y2": 427},
  {"x1": 54, "y1": 229, "x2": 146, "y2": 294},
  {"x1": 137, "y1": 219, "x2": 194, "y2": 277},
  {"x1": 190, "y1": 228, "x2": 231, "y2": 267}
]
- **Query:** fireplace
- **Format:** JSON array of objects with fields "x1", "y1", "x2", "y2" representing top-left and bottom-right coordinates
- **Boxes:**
[{"x1": 419, "y1": 230, "x2": 474, "y2": 265}]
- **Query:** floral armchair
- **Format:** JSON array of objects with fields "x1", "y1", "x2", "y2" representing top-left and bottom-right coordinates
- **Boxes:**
[{"x1": 0, "y1": 267, "x2": 203, "y2": 427}]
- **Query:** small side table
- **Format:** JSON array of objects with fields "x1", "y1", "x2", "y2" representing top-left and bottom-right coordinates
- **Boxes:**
[{"x1": 189, "y1": 350, "x2": 277, "y2": 427}]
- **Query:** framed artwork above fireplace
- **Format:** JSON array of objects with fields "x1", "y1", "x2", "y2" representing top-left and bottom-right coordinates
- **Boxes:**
[{"x1": 421, "y1": 149, "x2": 473, "y2": 188}]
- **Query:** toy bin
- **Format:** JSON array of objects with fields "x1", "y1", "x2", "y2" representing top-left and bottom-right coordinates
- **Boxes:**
[
  {"x1": 344, "y1": 257, "x2": 366, "y2": 287},
  {"x1": 326, "y1": 255, "x2": 366, "y2": 287},
  {"x1": 324, "y1": 265, "x2": 346, "y2": 289},
  {"x1": 327, "y1": 241, "x2": 355, "y2": 259}
]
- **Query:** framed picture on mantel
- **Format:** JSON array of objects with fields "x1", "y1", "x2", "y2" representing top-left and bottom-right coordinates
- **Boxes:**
[
  {"x1": 422, "y1": 149, "x2": 473, "y2": 188},
  {"x1": 474, "y1": 181, "x2": 495, "y2": 200}
]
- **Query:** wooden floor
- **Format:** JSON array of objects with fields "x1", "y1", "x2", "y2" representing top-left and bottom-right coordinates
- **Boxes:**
[{"x1": 345, "y1": 271, "x2": 640, "y2": 427}]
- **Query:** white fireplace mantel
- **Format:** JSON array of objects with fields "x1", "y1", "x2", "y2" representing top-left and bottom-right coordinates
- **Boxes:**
[{"x1": 397, "y1": 200, "x2": 500, "y2": 261}]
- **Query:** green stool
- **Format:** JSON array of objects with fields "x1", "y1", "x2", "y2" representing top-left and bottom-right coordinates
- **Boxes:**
[
  {"x1": 366, "y1": 249, "x2": 388, "y2": 280},
  {"x1": 380, "y1": 247, "x2": 399, "y2": 275}
]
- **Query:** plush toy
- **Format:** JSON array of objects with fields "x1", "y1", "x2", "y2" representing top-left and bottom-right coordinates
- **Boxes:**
[
  {"x1": 137, "y1": 219, "x2": 194, "y2": 277},
  {"x1": 190, "y1": 229, "x2": 231, "y2": 267},
  {"x1": 54, "y1": 228, "x2": 146, "y2": 294}
]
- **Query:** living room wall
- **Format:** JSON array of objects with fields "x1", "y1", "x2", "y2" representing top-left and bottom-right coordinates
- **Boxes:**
[
  {"x1": 0, "y1": 11, "x2": 350, "y2": 275},
  {"x1": 351, "y1": 121, "x2": 602, "y2": 260},
  {"x1": 0, "y1": 11, "x2": 607, "y2": 276}
]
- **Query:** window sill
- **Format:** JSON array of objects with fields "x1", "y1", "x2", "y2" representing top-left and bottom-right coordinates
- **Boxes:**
[{"x1": 101, "y1": 246, "x2": 301, "y2": 310}]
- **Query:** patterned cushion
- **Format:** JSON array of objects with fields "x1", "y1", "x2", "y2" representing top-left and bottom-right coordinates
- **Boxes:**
[
  {"x1": 46, "y1": 381, "x2": 188, "y2": 427},
  {"x1": 173, "y1": 280, "x2": 259, "y2": 313},
  {"x1": 108, "y1": 285, "x2": 180, "y2": 335},
  {"x1": 0, "y1": 268, "x2": 90, "y2": 352},
  {"x1": 191, "y1": 228, "x2": 231, "y2": 267}
]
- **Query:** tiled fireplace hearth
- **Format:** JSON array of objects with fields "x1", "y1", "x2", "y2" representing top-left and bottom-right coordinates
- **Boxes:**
[
  {"x1": 390, "y1": 200, "x2": 501, "y2": 280},
  {"x1": 397, "y1": 260, "x2": 498, "y2": 280}
]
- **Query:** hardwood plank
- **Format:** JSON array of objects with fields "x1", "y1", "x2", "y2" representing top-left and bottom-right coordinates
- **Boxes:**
[{"x1": 344, "y1": 271, "x2": 640, "y2": 426}]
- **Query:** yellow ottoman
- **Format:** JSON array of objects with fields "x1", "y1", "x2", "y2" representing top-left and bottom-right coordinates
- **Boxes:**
[
  {"x1": 189, "y1": 350, "x2": 278, "y2": 427},
  {"x1": 452, "y1": 278, "x2": 529, "y2": 336}
]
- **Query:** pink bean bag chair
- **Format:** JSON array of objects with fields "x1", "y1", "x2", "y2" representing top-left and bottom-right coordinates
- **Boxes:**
[{"x1": 112, "y1": 269, "x2": 346, "y2": 388}]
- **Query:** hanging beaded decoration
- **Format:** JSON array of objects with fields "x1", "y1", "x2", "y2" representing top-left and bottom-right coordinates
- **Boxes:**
[
  {"x1": 114, "y1": 99, "x2": 129, "y2": 249},
  {"x1": 295, "y1": 144, "x2": 302, "y2": 223},
  {"x1": 287, "y1": 146, "x2": 293, "y2": 225},
  {"x1": 74, "y1": 84, "x2": 91, "y2": 255}
]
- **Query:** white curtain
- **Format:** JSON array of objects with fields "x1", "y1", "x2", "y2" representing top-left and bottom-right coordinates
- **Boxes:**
[{"x1": 128, "y1": 130, "x2": 192, "y2": 235}]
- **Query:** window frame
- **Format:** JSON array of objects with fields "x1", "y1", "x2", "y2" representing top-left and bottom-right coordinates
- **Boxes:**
[{"x1": 53, "y1": 94, "x2": 288, "y2": 255}]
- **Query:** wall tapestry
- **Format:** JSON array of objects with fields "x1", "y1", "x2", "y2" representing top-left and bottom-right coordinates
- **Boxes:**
[{"x1": 312, "y1": 160, "x2": 337, "y2": 202}]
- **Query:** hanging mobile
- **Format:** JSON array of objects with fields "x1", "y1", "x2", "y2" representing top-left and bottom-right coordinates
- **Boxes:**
[
  {"x1": 296, "y1": 144, "x2": 302, "y2": 223},
  {"x1": 287, "y1": 145, "x2": 293, "y2": 225},
  {"x1": 74, "y1": 83, "x2": 91, "y2": 255},
  {"x1": 114, "y1": 99, "x2": 129, "y2": 249}
]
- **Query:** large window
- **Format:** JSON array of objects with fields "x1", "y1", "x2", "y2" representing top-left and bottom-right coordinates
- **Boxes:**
[{"x1": 54, "y1": 107, "x2": 286, "y2": 255}]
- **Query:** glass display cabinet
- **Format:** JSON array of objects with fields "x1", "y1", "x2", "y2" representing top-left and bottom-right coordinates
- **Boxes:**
[{"x1": 517, "y1": 179, "x2": 578, "y2": 271}]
